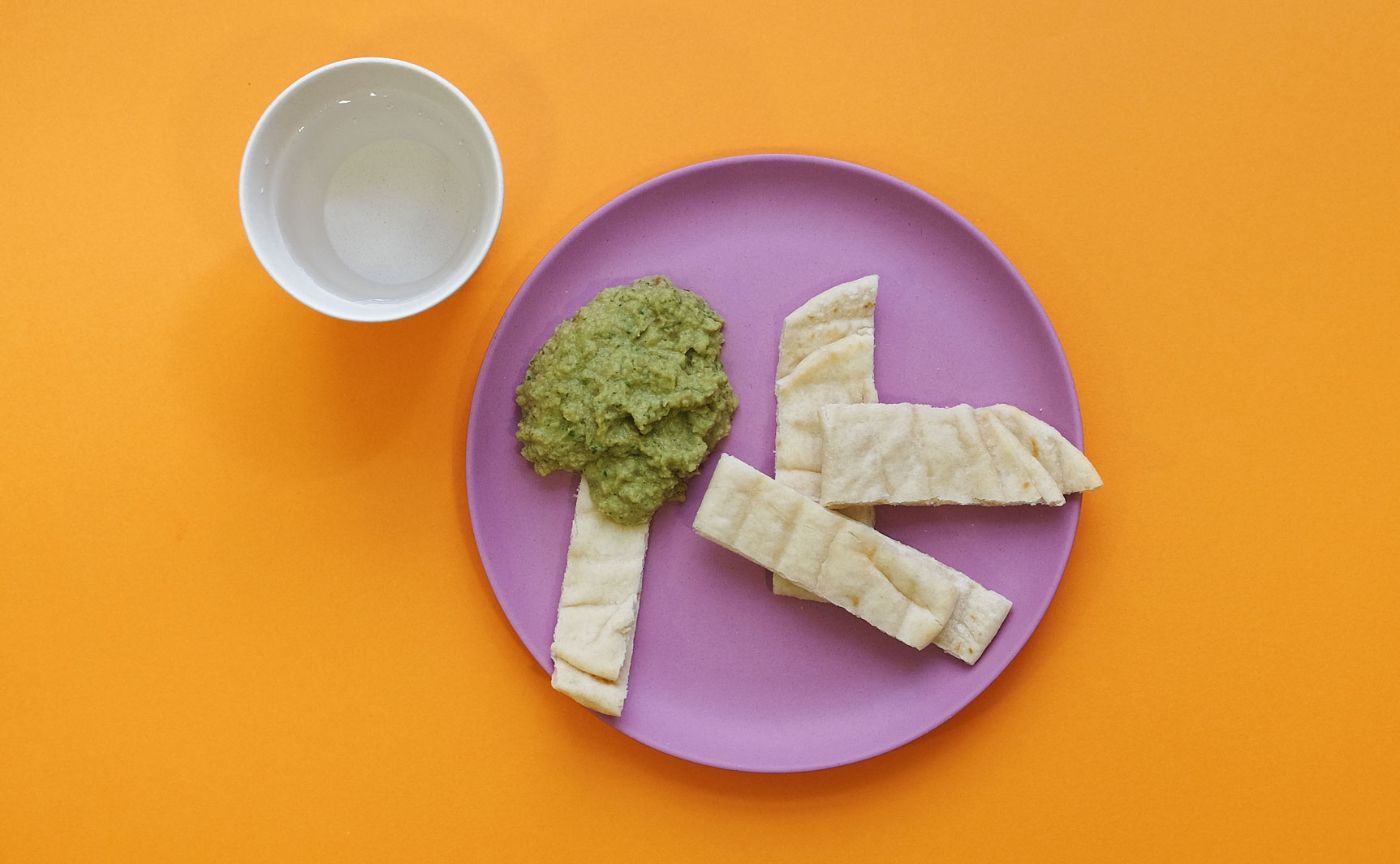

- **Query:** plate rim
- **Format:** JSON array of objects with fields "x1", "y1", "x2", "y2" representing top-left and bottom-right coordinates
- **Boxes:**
[{"x1": 465, "y1": 152, "x2": 1084, "y2": 773}]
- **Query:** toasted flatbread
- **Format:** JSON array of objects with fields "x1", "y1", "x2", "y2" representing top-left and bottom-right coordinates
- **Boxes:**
[
  {"x1": 776, "y1": 275, "x2": 878, "y2": 377},
  {"x1": 819, "y1": 403, "x2": 1102, "y2": 508},
  {"x1": 772, "y1": 276, "x2": 878, "y2": 599},
  {"x1": 694, "y1": 454, "x2": 1011, "y2": 662},
  {"x1": 549, "y1": 479, "x2": 650, "y2": 716},
  {"x1": 550, "y1": 631, "x2": 638, "y2": 717}
]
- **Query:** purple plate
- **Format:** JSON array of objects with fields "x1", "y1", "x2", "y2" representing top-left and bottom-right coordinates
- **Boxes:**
[{"x1": 466, "y1": 154, "x2": 1084, "y2": 772}]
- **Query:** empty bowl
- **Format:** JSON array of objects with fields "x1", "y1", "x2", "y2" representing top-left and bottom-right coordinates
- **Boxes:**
[{"x1": 239, "y1": 58, "x2": 504, "y2": 322}]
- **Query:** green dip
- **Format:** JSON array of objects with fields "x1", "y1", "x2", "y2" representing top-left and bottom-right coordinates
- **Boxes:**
[{"x1": 516, "y1": 275, "x2": 738, "y2": 525}]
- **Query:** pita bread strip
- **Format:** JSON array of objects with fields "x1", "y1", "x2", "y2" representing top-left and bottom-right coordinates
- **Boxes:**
[
  {"x1": 819, "y1": 403, "x2": 1102, "y2": 507},
  {"x1": 695, "y1": 454, "x2": 1010, "y2": 662},
  {"x1": 772, "y1": 276, "x2": 879, "y2": 598},
  {"x1": 549, "y1": 479, "x2": 650, "y2": 715}
]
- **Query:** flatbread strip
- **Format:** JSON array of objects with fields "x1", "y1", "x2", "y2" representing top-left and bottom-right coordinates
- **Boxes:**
[
  {"x1": 550, "y1": 479, "x2": 650, "y2": 716},
  {"x1": 772, "y1": 275, "x2": 878, "y2": 599},
  {"x1": 694, "y1": 454, "x2": 1011, "y2": 663},
  {"x1": 820, "y1": 403, "x2": 1103, "y2": 508}
]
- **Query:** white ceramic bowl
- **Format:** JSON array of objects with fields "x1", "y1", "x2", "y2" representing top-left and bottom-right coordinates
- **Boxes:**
[{"x1": 239, "y1": 58, "x2": 503, "y2": 322}]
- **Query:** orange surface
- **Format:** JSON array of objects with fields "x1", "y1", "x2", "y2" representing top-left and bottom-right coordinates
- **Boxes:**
[{"x1": 3, "y1": 1, "x2": 1398, "y2": 860}]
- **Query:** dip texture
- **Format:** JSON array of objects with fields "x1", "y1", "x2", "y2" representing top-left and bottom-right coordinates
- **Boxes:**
[{"x1": 516, "y1": 276, "x2": 738, "y2": 525}]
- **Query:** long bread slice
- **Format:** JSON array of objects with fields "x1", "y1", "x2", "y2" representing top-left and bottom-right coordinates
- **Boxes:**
[
  {"x1": 819, "y1": 403, "x2": 1102, "y2": 508},
  {"x1": 694, "y1": 454, "x2": 1011, "y2": 662},
  {"x1": 550, "y1": 479, "x2": 650, "y2": 716},
  {"x1": 772, "y1": 275, "x2": 878, "y2": 599}
]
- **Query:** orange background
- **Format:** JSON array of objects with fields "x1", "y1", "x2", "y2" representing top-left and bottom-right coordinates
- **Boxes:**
[{"x1": 3, "y1": 1, "x2": 1397, "y2": 860}]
